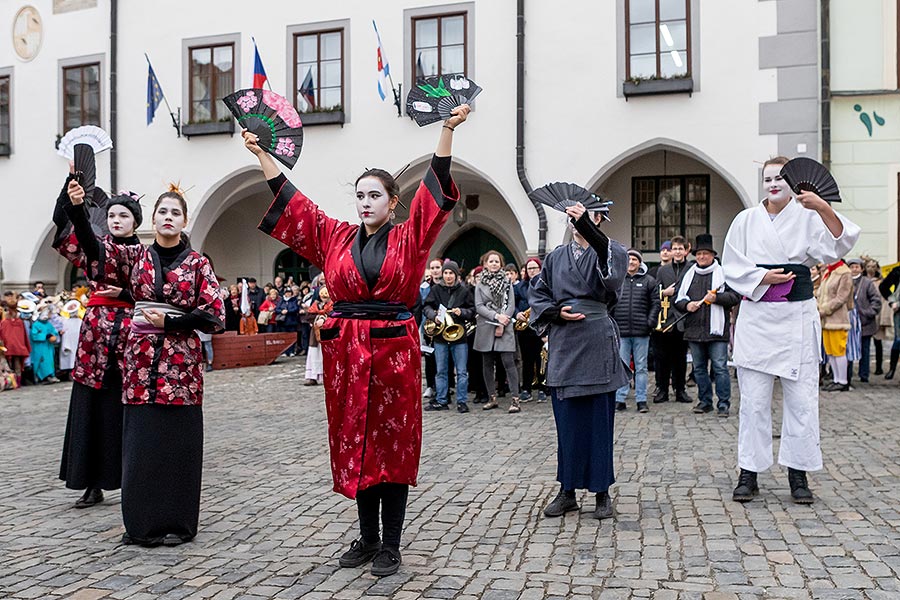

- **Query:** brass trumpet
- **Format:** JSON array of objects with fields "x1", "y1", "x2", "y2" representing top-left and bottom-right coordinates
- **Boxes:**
[
  {"x1": 425, "y1": 313, "x2": 466, "y2": 342},
  {"x1": 424, "y1": 318, "x2": 445, "y2": 338},
  {"x1": 514, "y1": 308, "x2": 531, "y2": 331},
  {"x1": 654, "y1": 284, "x2": 671, "y2": 331}
]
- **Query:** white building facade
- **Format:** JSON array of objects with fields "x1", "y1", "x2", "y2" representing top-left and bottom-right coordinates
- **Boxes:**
[{"x1": 1, "y1": 0, "x2": 831, "y2": 291}]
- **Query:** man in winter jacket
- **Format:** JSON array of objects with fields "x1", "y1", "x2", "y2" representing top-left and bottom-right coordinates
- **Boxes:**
[
  {"x1": 612, "y1": 249, "x2": 660, "y2": 412},
  {"x1": 423, "y1": 261, "x2": 475, "y2": 413},
  {"x1": 653, "y1": 235, "x2": 694, "y2": 404},
  {"x1": 674, "y1": 234, "x2": 741, "y2": 416}
]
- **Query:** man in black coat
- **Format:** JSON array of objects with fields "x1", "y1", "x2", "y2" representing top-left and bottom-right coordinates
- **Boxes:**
[
  {"x1": 653, "y1": 235, "x2": 693, "y2": 404},
  {"x1": 423, "y1": 261, "x2": 475, "y2": 413},
  {"x1": 245, "y1": 278, "x2": 267, "y2": 317},
  {"x1": 673, "y1": 234, "x2": 740, "y2": 416},
  {"x1": 612, "y1": 249, "x2": 660, "y2": 413}
]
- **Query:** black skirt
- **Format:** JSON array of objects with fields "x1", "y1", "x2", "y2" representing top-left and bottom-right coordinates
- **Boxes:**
[
  {"x1": 59, "y1": 381, "x2": 124, "y2": 491},
  {"x1": 551, "y1": 390, "x2": 616, "y2": 493},
  {"x1": 121, "y1": 404, "x2": 203, "y2": 545}
]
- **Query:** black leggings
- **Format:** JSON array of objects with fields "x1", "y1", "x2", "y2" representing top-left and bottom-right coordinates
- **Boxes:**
[
  {"x1": 356, "y1": 483, "x2": 409, "y2": 550},
  {"x1": 482, "y1": 351, "x2": 519, "y2": 397}
]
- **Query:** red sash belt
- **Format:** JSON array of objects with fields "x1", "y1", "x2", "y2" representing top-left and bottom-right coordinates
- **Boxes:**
[{"x1": 86, "y1": 296, "x2": 134, "y2": 309}]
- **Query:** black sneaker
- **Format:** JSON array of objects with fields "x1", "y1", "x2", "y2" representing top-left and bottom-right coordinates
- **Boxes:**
[
  {"x1": 74, "y1": 488, "x2": 103, "y2": 509},
  {"x1": 543, "y1": 489, "x2": 579, "y2": 517},
  {"x1": 615, "y1": 403, "x2": 627, "y2": 412},
  {"x1": 823, "y1": 382, "x2": 850, "y2": 393},
  {"x1": 692, "y1": 404, "x2": 713, "y2": 414},
  {"x1": 651, "y1": 388, "x2": 669, "y2": 403},
  {"x1": 717, "y1": 407, "x2": 730, "y2": 418},
  {"x1": 371, "y1": 546, "x2": 402, "y2": 577},
  {"x1": 424, "y1": 401, "x2": 449, "y2": 411},
  {"x1": 593, "y1": 491, "x2": 614, "y2": 520},
  {"x1": 732, "y1": 469, "x2": 759, "y2": 503},
  {"x1": 636, "y1": 402, "x2": 649, "y2": 413},
  {"x1": 339, "y1": 538, "x2": 381, "y2": 568},
  {"x1": 675, "y1": 392, "x2": 693, "y2": 404},
  {"x1": 788, "y1": 468, "x2": 814, "y2": 504},
  {"x1": 457, "y1": 402, "x2": 469, "y2": 413}
]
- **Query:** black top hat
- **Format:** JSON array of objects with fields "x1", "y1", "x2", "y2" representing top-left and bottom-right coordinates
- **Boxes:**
[{"x1": 693, "y1": 233, "x2": 717, "y2": 255}]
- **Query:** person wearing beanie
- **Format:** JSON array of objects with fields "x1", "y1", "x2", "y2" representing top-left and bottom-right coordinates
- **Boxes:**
[
  {"x1": 423, "y1": 260, "x2": 475, "y2": 412},
  {"x1": 673, "y1": 234, "x2": 741, "y2": 417},
  {"x1": 723, "y1": 156, "x2": 859, "y2": 506},
  {"x1": 611, "y1": 248, "x2": 660, "y2": 413},
  {"x1": 52, "y1": 172, "x2": 143, "y2": 510}
]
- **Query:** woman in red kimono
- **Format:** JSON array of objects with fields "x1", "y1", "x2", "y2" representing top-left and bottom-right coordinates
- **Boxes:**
[
  {"x1": 65, "y1": 182, "x2": 225, "y2": 547},
  {"x1": 243, "y1": 104, "x2": 469, "y2": 577},
  {"x1": 53, "y1": 173, "x2": 142, "y2": 509}
]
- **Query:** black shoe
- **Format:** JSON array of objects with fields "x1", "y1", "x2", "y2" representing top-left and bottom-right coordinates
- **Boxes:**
[
  {"x1": 457, "y1": 402, "x2": 469, "y2": 413},
  {"x1": 692, "y1": 404, "x2": 713, "y2": 414},
  {"x1": 859, "y1": 377, "x2": 869, "y2": 383},
  {"x1": 615, "y1": 402, "x2": 627, "y2": 412},
  {"x1": 717, "y1": 407, "x2": 730, "y2": 418},
  {"x1": 162, "y1": 534, "x2": 186, "y2": 546},
  {"x1": 636, "y1": 402, "x2": 649, "y2": 413},
  {"x1": 339, "y1": 538, "x2": 381, "y2": 568},
  {"x1": 74, "y1": 488, "x2": 103, "y2": 509},
  {"x1": 788, "y1": 468, "x2": 814, "y2": 504},
  {"x1": 651, "y1": 389, "x2": 669, "y2": 403},
  {"x1": 823, "y1": 382, "x2": 850, "y2": 392},
  {"x1": 473, "y1": 395, "x2": 487, "y2": 404},
  {"x1": 874, "y1": 367, "x2": 884, "y2": 375},
  {"x1": 675, "y1": 392, "x2": 693, "y2": 404},
  {"x1": 121, "y1": 532, "x2": 133, "y2": 545},
  {"x1": 593, "y1": 492, "x2": 614, "y2": 520},
  {"x1": 732, "y1": 469, "x2": 759, "y2": 503},
  {"x1": 371, "y1": 547, "x2": 402, "y2": 577},
  {"x1": 886, "y1": 369, "x2": 896, "y2": 380},
  {"x1": 543, "y1": 489, "x2": 579, "y2": 517},
  {"x1": 424, "y1": 401, "x2": 449, "y2": 411}
]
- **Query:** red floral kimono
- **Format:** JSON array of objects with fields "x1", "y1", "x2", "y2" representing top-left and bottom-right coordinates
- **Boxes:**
[
  {"x1": 54, "y1": 230, "x2": 136, "y2": 389},
  {"x1": 259, "y1": 163, "x2": 458, "y2": 498},
  {"x1": 94, "y1": 242, "x2": 225, "y2": 405}
]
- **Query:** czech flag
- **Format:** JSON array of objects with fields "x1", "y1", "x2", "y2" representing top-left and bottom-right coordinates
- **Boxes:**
[
  {"x1": 373, "y1": 20, "x2": 390, "y2": 101},
  {"x1": 299, "y1": 68, "x2": 316, "y2": 110},
  {"x1": 252, "y1": 37, "x2": 269, "y2": 89}
]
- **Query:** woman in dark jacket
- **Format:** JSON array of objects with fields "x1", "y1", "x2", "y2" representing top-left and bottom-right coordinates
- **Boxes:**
[
  {"x1": 516, "y1": 258, "x2": 547, "y2": 402},
  {"x1": 275, "y1": 288, "x2": 300, "y2": 335}
]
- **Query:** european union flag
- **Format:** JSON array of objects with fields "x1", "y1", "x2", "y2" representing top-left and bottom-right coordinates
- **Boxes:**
[{"x1": 147, "y1": 58, "x2": 165, "y2": 125}]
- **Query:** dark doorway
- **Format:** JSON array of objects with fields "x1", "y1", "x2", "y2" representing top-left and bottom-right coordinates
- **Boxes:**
[
  {"x1": 274, "y1": 249, "x2": 316, "y2": 285},
  {"x1": 442, "y1": 227, "x2": 517, "y2": 273}
]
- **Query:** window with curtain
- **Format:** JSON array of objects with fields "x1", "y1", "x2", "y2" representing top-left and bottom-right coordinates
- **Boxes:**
[
  {"x1": 62, "y1": 63, "x2": 101, "y2": 131},
  {"x1": 294, "y1": 29, "x2": 344, "y2": 113},
  {"x1": 632, "y1": 175, "x2": 708, "y2": 251},
  {"x1": 189, "y1": 44, "x2": 234, "y2": 123},
  {"x1": 412, "y1": 13, "x2": 466, "y2": 81},
  {"x1": 0, "y1": 76, "x2": 10, "y2": 155},
  {"x1": 626, "y1": 0, "x2": 690, "y2": 79}
]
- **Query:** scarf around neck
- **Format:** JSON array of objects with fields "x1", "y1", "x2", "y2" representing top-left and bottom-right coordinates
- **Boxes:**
[
  {"x1": 481, "y1": 270, "x2": 509, "y2": 310},
  {"x1": 676, "y1": 261, "x2": 726, "y2": 336}
]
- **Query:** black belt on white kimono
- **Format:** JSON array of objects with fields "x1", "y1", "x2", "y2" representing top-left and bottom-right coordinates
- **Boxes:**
[
  {"x1": 330, "y1": 301, "x2": 413, "y2": 321},
  {"x1": 756, "y1": 263, "x2": 814, "y2": 301},
  {"x1": 561, "y1": 298, "x2": 609, "y2": 321}
]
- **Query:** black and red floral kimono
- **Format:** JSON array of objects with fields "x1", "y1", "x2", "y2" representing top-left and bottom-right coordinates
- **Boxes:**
[
  {"x1": 53, "y1": 179, "x2": 138, "y2": 495},
  {"x1": 68, "y1": 202, "x2": 224, "y2": 546}
]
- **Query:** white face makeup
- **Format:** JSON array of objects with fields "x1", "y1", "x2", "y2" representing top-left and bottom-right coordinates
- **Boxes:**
[
  {"x1": 153, "y1": 197, "x2": 187, "y2": 239},
  {"x1": 107, "y1": 206, "x2": 136, "y2": 237},
  {"x1": 763, "y1": 164, "x2": 792, "y2": 204},
  {"x1": 484, "y1": 253, "x2": 503, "y2": 273},
  {"x1": 356, "y1": 177, "x2": 396, "y2": 233}
]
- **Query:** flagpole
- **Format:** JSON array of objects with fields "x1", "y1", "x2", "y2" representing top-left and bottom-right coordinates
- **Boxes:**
[
  {"x1": 145, "y1": 53, "x2": 181, "y2": 137},
  {"x1": 252, "y1": 37, "x2": 274, "y2": 91}
]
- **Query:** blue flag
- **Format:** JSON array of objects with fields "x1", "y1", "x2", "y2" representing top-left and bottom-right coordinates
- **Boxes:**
[{"x1": 146, "y1": 57, "x2": 165, "y2": 126}]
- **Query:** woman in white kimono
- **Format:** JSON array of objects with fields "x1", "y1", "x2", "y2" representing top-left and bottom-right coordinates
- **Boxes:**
[{"x1": 722, "y1": 156, "x2": 860, "y2": 504}]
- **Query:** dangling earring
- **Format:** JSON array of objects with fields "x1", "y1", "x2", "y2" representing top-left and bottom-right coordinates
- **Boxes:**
[{"x1": 390, "y1": 210, "x2": 396, "y2": 222}]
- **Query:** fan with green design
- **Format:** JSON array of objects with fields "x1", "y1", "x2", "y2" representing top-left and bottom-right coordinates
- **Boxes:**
[
  {"x1": 406, "y1": 75, "x2": 482, "y2": 127},
  {"x1": 224, "y1": 88, "x2": 304, "y2": 169}
]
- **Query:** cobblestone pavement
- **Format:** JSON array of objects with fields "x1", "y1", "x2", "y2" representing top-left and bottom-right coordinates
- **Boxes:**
[{"x1": 1, "y1": 358, "x2": 899, "y2": 600}]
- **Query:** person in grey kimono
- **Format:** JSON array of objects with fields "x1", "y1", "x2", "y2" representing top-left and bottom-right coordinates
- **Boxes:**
[
  {"x1": 474, "y1": 250, "x2": 521, "y2": 413},
  {"x1": 529, "y1": 202, "x2": 629, "y2": 520}
]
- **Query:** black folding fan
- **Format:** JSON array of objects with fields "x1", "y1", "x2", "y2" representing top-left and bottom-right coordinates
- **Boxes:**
[
  {"x1": 530, "y1": 182, "x2": 613, "y2": 221},
  {"x1": 224, "y1": 88, "x2": 304, "y2": 169},
  {"x1": 406, "y1": 75, "x2": 482, "y2": 127},
  {"x1": 780, "y1": 157, "x2": 841, "y2": 203}
]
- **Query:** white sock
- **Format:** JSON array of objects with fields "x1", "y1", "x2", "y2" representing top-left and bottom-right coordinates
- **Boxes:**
[{"x1": 831, "y1": 355, "x2": 848, "y2": 384}]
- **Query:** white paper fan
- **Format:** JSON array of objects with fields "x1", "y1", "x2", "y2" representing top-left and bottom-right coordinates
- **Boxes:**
[{"x1": 57, "y1": 126, "x2": 113, "y2": 160}]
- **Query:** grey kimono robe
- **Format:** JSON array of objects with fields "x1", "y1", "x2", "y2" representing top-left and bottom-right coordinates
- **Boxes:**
[{"x1": 529, "y1": 232, "x2": 630, "y2": 400}]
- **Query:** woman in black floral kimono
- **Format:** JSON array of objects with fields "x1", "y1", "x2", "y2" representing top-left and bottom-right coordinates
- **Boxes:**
[{"x1": 66, "y1": 181, "x2": 225, "y2": 546}]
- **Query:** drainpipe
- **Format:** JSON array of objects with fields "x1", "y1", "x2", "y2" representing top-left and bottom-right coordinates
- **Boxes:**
[
  {"x1": 109, "y1": 0, "x2": 118, "y2": 191},
  {"x1": 516, "y1": 0, "x2": 547, "y2": 257},
  {"x1": 820, "y1": 0, "x2": 830, "y2": 168}
]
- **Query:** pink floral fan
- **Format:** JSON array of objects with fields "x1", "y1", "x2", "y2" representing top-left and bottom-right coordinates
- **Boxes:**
[{"x1": 224, "y1": 88, "x2": 304, "y2": 169}]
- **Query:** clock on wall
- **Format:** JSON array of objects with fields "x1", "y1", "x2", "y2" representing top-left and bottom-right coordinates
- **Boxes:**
[{"x1": 12, "y1": 6, "x2": 43, "y2": 61}]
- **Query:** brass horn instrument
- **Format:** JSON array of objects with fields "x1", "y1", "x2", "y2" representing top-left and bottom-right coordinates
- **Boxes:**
[
  {"x1": 654, "y1": 284, "x2": 671, "y2": 331},
  {"x1": 424, "y1": 317, "x2": 445, "y2": 338},
  {"x1": 441, "y1": 314, "x2": 466, "y2": 342},
  {"x1": 514, "y1": 307, "x2": 531, "y2": 331}
]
